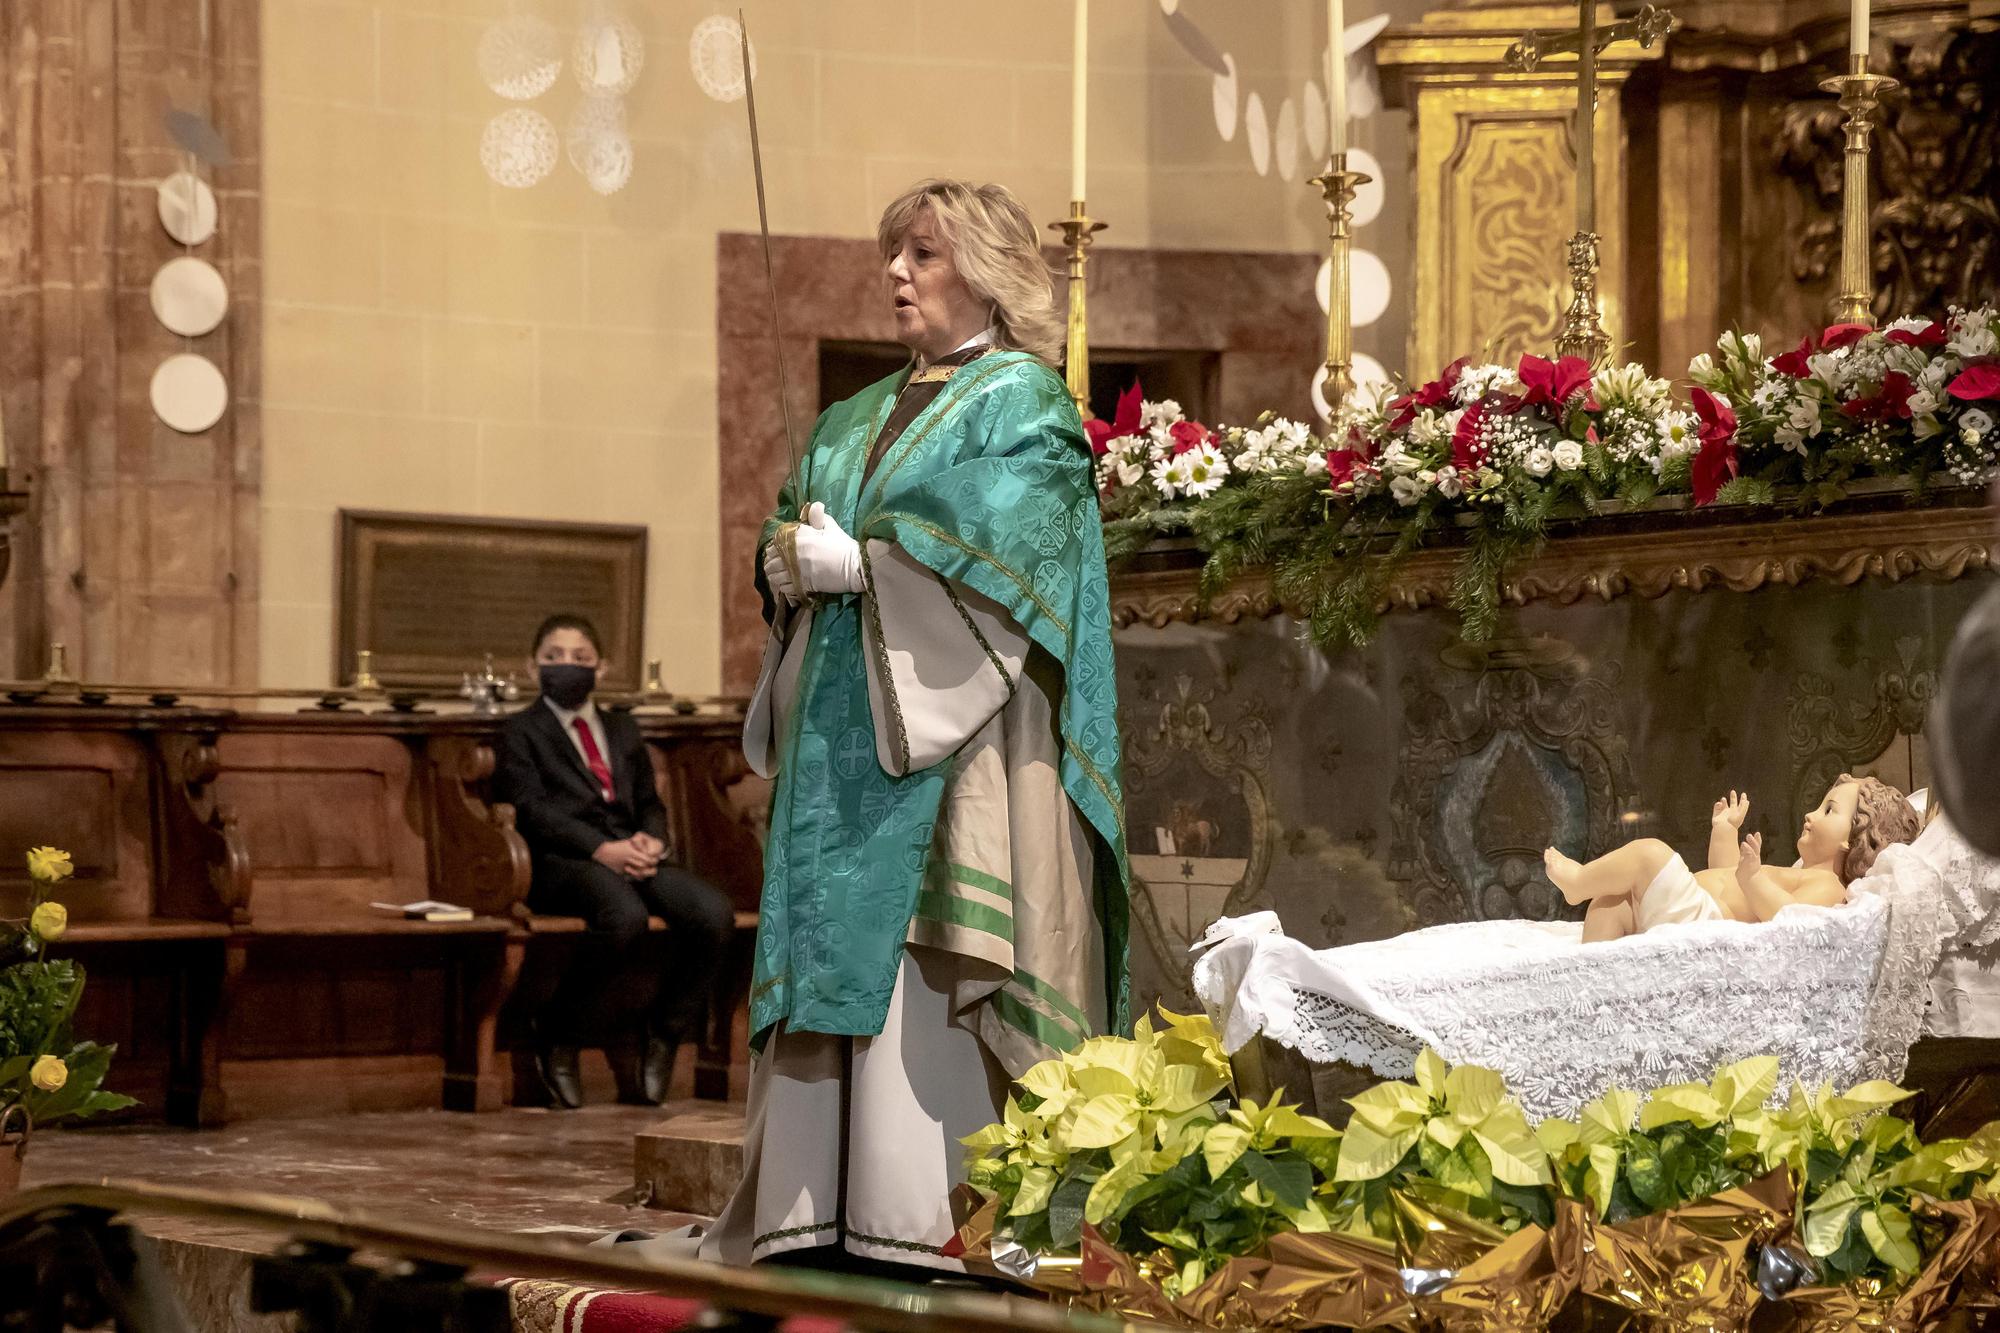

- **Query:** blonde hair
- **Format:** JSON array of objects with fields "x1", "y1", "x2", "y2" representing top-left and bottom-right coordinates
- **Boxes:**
[{"x1": 877, "y1": 179, "x2": 1062, "y2": 364}]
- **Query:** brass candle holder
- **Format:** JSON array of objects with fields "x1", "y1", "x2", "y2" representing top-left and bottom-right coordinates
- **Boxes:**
[
  {"x1": 1311, "y1": 154, "x2": 1372, "y2": 410},
  {"x1": 1817, "y1": 52, "x2": 1898, "y2": 327},
  {"x1": 351, "y1": 648, "x2": 383, "y2": 695},
  {"x1": 1049, "y1": 200, "x2": 1106, "y2": 418},
  {"x1": 1554, "y1": 230, "x2": 1612, "y2": 367}
]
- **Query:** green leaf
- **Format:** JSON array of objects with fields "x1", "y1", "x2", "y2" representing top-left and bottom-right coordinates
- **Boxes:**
[
  {"x1": 1242, "y1": 1151, "x2": 1313, "y2": 1212},
  {"x1": 1584, "y1": 1144, "x2": 1621, "y2": 1219},
  {"x1": 1860, "y1": 1204, "x2": 1922, "y2": 1274},
  {"x1": 1625, "y1": 1140, "x2": 1670, "y2": 1211},
  {"x1": 1435, "y1": 1136, "x2": 1494, "y2": 1200},
  {"x1": 1047, "y1": 1172, "x2": 1093, "y2": 1249}
]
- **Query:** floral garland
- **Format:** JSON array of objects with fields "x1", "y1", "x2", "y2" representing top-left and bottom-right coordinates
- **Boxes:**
[{"x1": 1088, "y1": 305, "x2": 2000, "y2": 646}]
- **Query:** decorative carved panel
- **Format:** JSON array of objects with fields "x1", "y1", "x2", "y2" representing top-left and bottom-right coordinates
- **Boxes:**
[
  {"x1": 1451, "y1": 117, "x2": 1574, "y2": 366},
  {"x1": 1775, "y1": 24, "x2": 2000, "y2": 320}
]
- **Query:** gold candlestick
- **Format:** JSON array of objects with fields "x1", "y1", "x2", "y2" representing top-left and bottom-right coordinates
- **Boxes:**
[
  {"x1": 1817, "y1": 53, "x2": 1897, "y2": 327},
  {"x1": 1049, "y1": 200, "x2": 1106, "y2": 418},
  {"x1": 351, "y1": 648, "x2": 382, "y2": 695},
  {"x1": 1312, "y1": 155, "x2": 1371, "y2": 409},
  {"x1": 1555, "y1": 231, "x2": 1612, "y2": 367}
]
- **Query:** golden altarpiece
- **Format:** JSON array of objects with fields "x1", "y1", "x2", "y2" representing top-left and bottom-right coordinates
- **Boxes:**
[{"x1": 1109, "y1": 0, "x2": 2000, "y2": 1016}]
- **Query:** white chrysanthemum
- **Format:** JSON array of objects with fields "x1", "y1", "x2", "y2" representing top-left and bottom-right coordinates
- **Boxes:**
[
  {"x1": 1523, "y1": 444, "x2": 1554, "y2": 478},
  {"x1": 1657, "y1": 411, "x2": 1695, "y2": 461},
  {"x1": 1390, "y1": 474, "x2": 1423, "y2": 506},
  {"x1": 1551, "y1": 439, "x2": 1584, "y2": 472},
  {"x1": 1181, "y1": 443, "x2": 1231, "y2": 498}
]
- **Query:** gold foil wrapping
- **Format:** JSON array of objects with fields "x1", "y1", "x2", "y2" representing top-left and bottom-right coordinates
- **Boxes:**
[
  {"x1": 1575, "y1": 1169, "x2": 1793, "y2": 1331},
  {"x1": 1767, "y1": 1197, "x2": 2000, "y2": 1332}
]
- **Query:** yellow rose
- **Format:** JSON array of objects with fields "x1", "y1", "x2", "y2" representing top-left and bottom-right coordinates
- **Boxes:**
[
  {"x1": 29, "y1": 1055, "x2": 67, "y2": 1093},
  {"x1": 29, "y1": 901, "x2": 66, "y2": 941},
  {"x1": 25, "y1": 847, "x2": 73, "y2": 884}
]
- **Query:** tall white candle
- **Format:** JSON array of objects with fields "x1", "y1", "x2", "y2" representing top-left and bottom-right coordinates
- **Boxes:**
[
  {"x1": 1327, "y1": 0, "x2": 1347, "y2": 156},
  {"x1": 1849, "y1": 0, "x2": 1868, "y2": 58},
  {"x1": 1071, "y1": 0, "x2": 1088, "y2": 201}
]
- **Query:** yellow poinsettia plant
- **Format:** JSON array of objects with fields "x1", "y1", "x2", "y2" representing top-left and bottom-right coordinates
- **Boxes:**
[
  {"x1": 0, "y1": 847, "x2": 135, "y2": 1126},
  {"x1": 964, "y1": 1007, "x2": 1344, "y2": 1293}
]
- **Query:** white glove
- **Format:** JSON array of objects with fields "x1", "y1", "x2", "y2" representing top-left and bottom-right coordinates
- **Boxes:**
[
  {"x1": 762, "y1": 539, "x2": 800, "y2": 606},
  {"x1": 793, "y1": 502, "x2": 864, "y2": 595}
]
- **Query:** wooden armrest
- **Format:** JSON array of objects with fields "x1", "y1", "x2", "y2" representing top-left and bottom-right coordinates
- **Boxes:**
[
  {"x1": 243, "y1": 917, "x2": 514, "y2": 938},
  {"x1": 63, "y1": 917, "x2": 233, "y2": 944}
]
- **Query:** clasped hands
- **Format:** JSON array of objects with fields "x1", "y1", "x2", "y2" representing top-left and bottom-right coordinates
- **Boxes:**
[
  {"x1": 593, "y1": 831, "x2": 667, "y2": 881},
  {"x1": 763, "y1": 501, "x2": 864, "y2": 606}
]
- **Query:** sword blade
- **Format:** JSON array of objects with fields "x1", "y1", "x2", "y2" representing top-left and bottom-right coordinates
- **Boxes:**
[{"x1": 739, "y1": 9, "x2": 809, "y2": 509}]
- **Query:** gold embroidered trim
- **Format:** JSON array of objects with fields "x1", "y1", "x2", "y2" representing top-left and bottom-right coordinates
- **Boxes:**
[
  {"x1": 860, "y1": 544, "x2": 913, "y2": 774},
  {"x1": 1066, "y1": 736, "x2": 1128, "y2": 842},
  {"x1": 862, "y1": 354, "x2": 1030, "y2": 510},
  {"x1": 938, "y1": 573, "x2": 1017, "y2": 703}
]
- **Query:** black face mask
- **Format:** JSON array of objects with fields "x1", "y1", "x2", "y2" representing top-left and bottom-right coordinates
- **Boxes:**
[{"x1": 539, "y1": 663, "x2": 597, "y2": 710}]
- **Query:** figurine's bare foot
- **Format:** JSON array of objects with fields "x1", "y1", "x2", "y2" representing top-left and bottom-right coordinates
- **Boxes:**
[
  {"x1": 1545, "y1": 847, "x2": 1588, "y2": 905},
  {"x1": 1736, "y1": 832, "x2": 1763, "y2": 892}
]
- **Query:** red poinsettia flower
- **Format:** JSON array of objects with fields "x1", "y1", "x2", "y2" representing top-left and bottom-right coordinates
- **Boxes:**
[
  {"x1": 1387, "y1": 356, "x2": 1470, "y2": 429},
  {"x1": 1513, "y1": 354, "x2": 1597, "y2": 415},
  {"x1": 1325, "y1": 426, "x2": 1375, "y2": 488},
  {"x1": 1886, "y1": 322, "x2": 1948, "y2": 349},
  {"x1": 1083, "y1": 380, "x2": 1146, "y2": 454},
  {"x1": 1167, "y1": 420, "x2": 1212, "y2": 456},
  {"x1": 1450, "y1": 401, "x2": 1489, "y2": 472},
  {"x1": 1818, "y1": 322, "x2": 1873, "y2": 351},
  {"x1": 1839, "y1": 371, "x2": 1918, "y2": 422},
  {"x1": 1770, "y1": 336, "x2": 1817, "y2": 379},
  {"x1": 1948, "y1": 364, "x2": 2000, "y2": 401},
  {"x1": 1690, "y1": 387, "x2": 1739, "y2": 507}
]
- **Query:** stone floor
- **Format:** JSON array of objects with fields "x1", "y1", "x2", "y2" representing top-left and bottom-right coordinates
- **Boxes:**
[{"x1": 21, "y1": 1102, "x2": 729, "y2": 1249}]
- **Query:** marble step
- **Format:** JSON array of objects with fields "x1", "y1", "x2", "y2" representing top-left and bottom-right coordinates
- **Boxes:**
[{"x1": 634, "y1": 1104, "x2": 746, "y2": 1217}]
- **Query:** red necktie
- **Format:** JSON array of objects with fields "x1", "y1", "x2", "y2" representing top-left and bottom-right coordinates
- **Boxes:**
[{"x1": 571, "y1": 717, "x2": 614, "y2": 802}]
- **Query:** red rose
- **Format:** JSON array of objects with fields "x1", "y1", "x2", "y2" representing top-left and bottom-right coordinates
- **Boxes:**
[
  {"x1": 1770, "y1": 336, "x2": 1816, "y2": 379},
  {"x1": 1885, "y1": 322, "x2": 1948, "y2": 349},
  {"x1": 1839, "y1": 371, "x2": 1917, "y2": 421},
  {"x1": 1819, "y1": 322, "x2": 1873, "y2": 351},
  {"x1": 1167, "y1": 420, "x2": 1212, "y2": 456},
  {"x1": 1690, "y1": 387, "x2": 1739, "y2": 507},
  {"x1": 1948, "y1": 364, "x2": 2000, "y2": 401}
]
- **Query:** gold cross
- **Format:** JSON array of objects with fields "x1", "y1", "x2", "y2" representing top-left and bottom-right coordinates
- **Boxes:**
[{"x1": 1503, "y1": 3, "x2": 1676, "y2": 365}]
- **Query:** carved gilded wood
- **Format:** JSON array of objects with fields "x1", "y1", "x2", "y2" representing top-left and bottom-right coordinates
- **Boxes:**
[{"x1": 1108, "y1": 503, "x2": 1999, "y2": 630}]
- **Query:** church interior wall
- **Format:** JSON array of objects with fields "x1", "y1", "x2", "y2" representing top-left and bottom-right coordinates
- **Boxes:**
[{"x1": 255, "y1": 0, "x2": 1421, "y2": 694}]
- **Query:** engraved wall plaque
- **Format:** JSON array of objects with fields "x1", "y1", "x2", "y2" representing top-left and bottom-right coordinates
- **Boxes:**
[{"x1": 338, "y1": 511, "x2": 646, "y2": 689}]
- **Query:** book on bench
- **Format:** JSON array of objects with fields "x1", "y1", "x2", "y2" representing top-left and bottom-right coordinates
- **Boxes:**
[{"x1": 370, "y1": 899, "x2": 475, "y2": 923}]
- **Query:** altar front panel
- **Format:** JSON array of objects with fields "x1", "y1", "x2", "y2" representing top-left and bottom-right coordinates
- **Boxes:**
[{"x1": 1113, "y1": 572, "x2": 1995, "y2": 1015}]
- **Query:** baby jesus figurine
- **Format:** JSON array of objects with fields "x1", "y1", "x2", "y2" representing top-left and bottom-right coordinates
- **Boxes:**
[{"x1": 1543, "y1": 775, "x2": 1921, "y2": 943}]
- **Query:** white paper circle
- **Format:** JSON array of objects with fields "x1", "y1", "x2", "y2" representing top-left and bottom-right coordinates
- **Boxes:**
[
  {"x1": 1303, "y1": 81, "x2": 1328, "y2": 164},
  {"x1": 574, "y1": 14, "x2": 645, "y2": 95},
  {"x1": 478, "y1": 12, "x2": 563, "y2": 101},
  {"x1": 150, "y1": 353, "x2": 228, "y2": 434},
  {"x1": 579, "y1": 133, "x2": 633, "y2": 195},
  {"x1": 1351, "y1": 248, "x2": 1391, "y2": 327},
  {"x1": 1348, "y1": 146, "x2": 1386, "y2": 226},
  {"x1": 149, "y1": 256, "x2": 229, "y2": 336},
  {"x1": 1311, "y1": 364, "x2": 1333, "y2": 422},
  {"x1": 566, "y1": 94, "x2": 625, "y2": 166},
  {"x1": 157, "y1": 171, "x2": 218, "y2": 246},
  {"x1": 1245, "y1": 92, "x2": 1270, "y2": 177},
  {"x1": 1211, "y1": 54, "x2": 1238, "y2": 142},
  {"x1": 1275, "y1": 97, "x2": 1300, "y2": 182},
  {"x1": 1353, "y1": 352, "x2": 1390, "y2": 392},
  {"x1": 480, "y1": 108, "x2": 560, "y2": 188},
  {"x1": 691, "y1": 15, "x2": 754, "y2": 102},
  {"x1": 1159, "y1": 0, "x2": 1179, "y2": 12}
]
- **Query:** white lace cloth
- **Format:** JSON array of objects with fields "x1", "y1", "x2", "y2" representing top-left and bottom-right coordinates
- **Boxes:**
[
  {"x1": 1193, "y1": 901, "x2": 1899, "y2": 1124},
  {"x1": 1903, "y1": 814, "x2": 2000, "y2": 1038}
]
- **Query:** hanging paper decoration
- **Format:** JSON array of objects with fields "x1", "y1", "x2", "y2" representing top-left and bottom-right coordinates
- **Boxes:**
[
  {"x1": 478, "y1": 8, "x2": 563, "y2": 101},
  {"x1": 480, "y1": 107, "x2": 561, "y2": 188}
]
